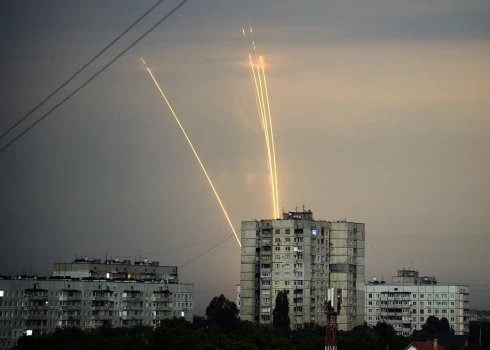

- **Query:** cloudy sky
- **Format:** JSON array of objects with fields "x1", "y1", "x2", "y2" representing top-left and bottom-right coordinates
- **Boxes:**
[{"x1": 0, "y1": 0, "x2": 489, "y2": 313}]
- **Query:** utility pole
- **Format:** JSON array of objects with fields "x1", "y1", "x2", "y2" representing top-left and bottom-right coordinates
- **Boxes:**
[
  {"x1": 325, "y1": 299, "x2": 337, "y2": 350},
  {"x1": 480, "y1": 324, "x2": 482, "y2": 347}
]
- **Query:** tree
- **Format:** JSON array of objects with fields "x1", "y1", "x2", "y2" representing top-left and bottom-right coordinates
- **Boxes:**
[
  {"x1": 421, "y1": 316, "x2": 453, "y2": 335},
  {"x1": 205, "y1": 294, "x2": 239, "y2": 332},
  {"x1": 273, "y1": 290, "x2": 290, "y2": 336}
]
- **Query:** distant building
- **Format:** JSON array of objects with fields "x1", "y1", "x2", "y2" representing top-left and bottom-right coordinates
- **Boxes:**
[
  {"x1": 53, "y1": 256, "x2": 178, "y2": 282},
  {"x1": 365, "y1": 268, "x2": 470, "y2": 336},
  {"x1": 240, "y1": 209, "x2": 365, "y2": 331},
  {"x1": 0, "y1": 257, "x2": 194, "y2": 350}
]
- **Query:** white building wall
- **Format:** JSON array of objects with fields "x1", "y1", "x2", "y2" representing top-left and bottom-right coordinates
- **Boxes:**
[
  {"x1": 0, "y1": 278, "x2": 194, "y2": 350},
  {"x1": 364, "y1": 284, "x2": 470, "y2": 336}
]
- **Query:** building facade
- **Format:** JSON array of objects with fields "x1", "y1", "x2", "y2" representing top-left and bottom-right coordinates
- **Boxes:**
[
  {"x1": 365, "y1": 269, "x2": 470, "y2": 336},
  {"x1": 0, "y1": 258, "x2": 194, "y2": 349},
  {"x1": 240, "y1": 210, "x2": 365, "y2": 331}
]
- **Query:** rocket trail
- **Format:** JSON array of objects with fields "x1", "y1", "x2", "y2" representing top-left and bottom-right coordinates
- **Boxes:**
[
  {"x1": 248, "y1": 54, "x2": 266, "y2": 131},
  {"x1": 260, "y1": 56, "x2": 279, "y2": 216},
  {"x1": 249, "y1": 54, "x2": 276, "y2": 218},
  {"x1": 256, "y1": 62, "x2": 277, "y2": 219},
  {"x1": 243, "y1": 25, "x2": 280, "y2": 219},
  {"x1": 142, "y1": 59, "x2": 241, "y2": 247}
]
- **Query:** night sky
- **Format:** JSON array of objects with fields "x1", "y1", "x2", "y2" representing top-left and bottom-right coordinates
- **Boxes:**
[{"x1": 1, "y1": 0, "x2": 489, "y2": 314}]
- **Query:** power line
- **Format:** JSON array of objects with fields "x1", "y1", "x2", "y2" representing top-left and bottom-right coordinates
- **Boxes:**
[
  {"x1": 0, "y1": 0, "x2": 191, "y2": 155},
  {"x1": 179, "y1": 234, "x2": 234, "y2": 269},
  {"x1": 365, "y1": 234, "x2": 390, "y2": 276},
  {"x1": 0, "y1": 0, "x2": 164, "y2": 144},
  {"x1": 117, "y1": 233, "x2": 231, "y2": 260}
]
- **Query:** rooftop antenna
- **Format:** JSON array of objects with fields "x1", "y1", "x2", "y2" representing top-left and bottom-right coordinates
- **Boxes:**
[{"x1": 302, "y1": 203, "x2": 305, "y2": 212}]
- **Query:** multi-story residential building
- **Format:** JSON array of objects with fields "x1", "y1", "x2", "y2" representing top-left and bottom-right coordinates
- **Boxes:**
[
  {"x1": 240, "y1": 210, "x2": 365, "y2": 331},
  {"x1": 0, "y1": 258, "x2": 194, "y2": 350},
  {"x1": 365, "y1": 269, "x2": 470, "y2": 336},
  {"x1": 53, "y1": 256, "x2": 178, "y2": 282}
]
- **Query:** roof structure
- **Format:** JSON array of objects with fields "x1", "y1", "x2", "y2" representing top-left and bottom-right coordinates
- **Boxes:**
[{"x1": 406, "y1": 341, "x2": 446, "y2": 350}]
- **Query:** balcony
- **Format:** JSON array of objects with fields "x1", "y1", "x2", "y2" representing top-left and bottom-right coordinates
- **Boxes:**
[{"x1": 60, "y1": 305, "x2": 82, "y2": 311}]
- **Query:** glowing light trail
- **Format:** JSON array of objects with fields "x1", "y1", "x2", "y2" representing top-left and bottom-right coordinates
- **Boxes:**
[
  {"x1": 141, "y1": 58, "x2": 241, "y2": 247},
  {"x1": 256, "y1": 62, "x2": 277, "y2": 219},
  {"x1": 260, "y1": 56, "x2": 279, "y2": 215},
  {"x1": 244, "y1": 26, "x2": 280, "y2": 219}
]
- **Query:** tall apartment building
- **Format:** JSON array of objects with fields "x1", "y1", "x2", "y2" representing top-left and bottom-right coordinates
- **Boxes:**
[
  {"x1": 240, "y1": 210, "x2": 365, "y2": 331},
  {"x1": 0, "y1": 258, "x2": 194, "y2": 350},
  {"x1": 365, "y1": 268, "x2": 470, "y2": 336}
]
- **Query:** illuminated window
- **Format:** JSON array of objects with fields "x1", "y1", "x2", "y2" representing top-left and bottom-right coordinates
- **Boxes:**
[{"x1": 0, "y1": 291, "x2": 3, "y2": 297}]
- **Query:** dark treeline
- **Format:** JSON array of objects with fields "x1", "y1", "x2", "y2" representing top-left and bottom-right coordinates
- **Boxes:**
[{"x1": 11, "y1": 294, "x2": 488, "y2": 350}]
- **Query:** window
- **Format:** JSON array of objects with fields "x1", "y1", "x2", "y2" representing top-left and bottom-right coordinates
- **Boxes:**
[
  {"x1": 275, "y1": 238, "x2": 281, "y2": 243},
  {"x1": 285, "y1": 246, "x2": 291, "y2": 251},
  {"x1": 274, "y1": 272, "x2": 280, "y2": 278},
  {"x1": 420, "y1": 317, "x2": 425, "y2": 322},
  {"x1": 368, "y1": 293, "x2": 373, "y2": 298},
  {"x1": 262, "y1": 298, "x2": 270, "y2": 303},
  {"x1": 368, "y1": 309, "x2": 372, "y2": 313},
  {"x1": 420, "y1": 302, "x2": 424, "y2": 306},
  {"x1": 285, "y1": 281, "x2": 290, "y2": 286},
  {"x1": 420, "y1": 294, "x2": 424, "y2": 298},
  {"x1": 275, "y1": 229, "x2": 280, "y2": 234},
  {"x1": 412, "y1": 294, "x2": 417, "y2": 298},
  {"x1": 275, "y1": 255, "x2": 280, "y2": 259},
  {"x1": 275, "y1": 247, "x2": 281, "y2": 251},
  {"x1": 274, "y1": 281, "x2": 280, "y2": 287},
  {"x1": 285, "y1": 229, "x2": 290, "y2": 234},
  {"x1": 274, "y1": 263, "x2": 280, "y2": 268},
  {"x1": 368, "y1": 301, "x2": 373, "y2": 305},
  {"x1": 285, "y1": 255, "x2": 290, "y2": 260},
  {"x1": 428, "y1": 294, "x2": 432, "y2": 298},
  {"x1": 285, "y1": 272, "x2": 290, "y2": 278},
  {"x1": 420, "y1": 310, "x2": 425, "y2": 314},
  {"x1": 285, "y1": 238, "x2": 291, "y2": 243},
  {"x1": 413, "y1": 302, "x2": 417, "y2": 306},
  {"x1": 450, "y1": 310, "x2": 455, "y2": 314},
  {"x1": 435, "y1": 294, "x2": 439, "y2": 298},
  {"x1": 442, "y1": 294, "x2": 447, "y2": 298},
  {"x1": 284, "y1": 264, "x2": 290, "y2": 269}
]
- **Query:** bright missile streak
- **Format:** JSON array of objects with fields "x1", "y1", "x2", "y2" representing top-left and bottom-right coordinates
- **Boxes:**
[
  {"x1": 248, "y1": 54, "x2": 266, "y2": 131},
  {"x1": 256, "y1": 63, "x2": 277, "y2": 219},
  {"x1": 249, "y1": 54, "x2": 274, "y2": 218},
  {"x1": 143, "y1": 65, "x2": 241, "y2": 247},
  {"x1": 260, "y1": 56, "x2": 279, "y2": 216},
  {"x1": 140, "y1": 57, "x2": 146, "y2": 64},
  {"x1": 252, "y1": 41, "x2": 256, "y2": 50}
]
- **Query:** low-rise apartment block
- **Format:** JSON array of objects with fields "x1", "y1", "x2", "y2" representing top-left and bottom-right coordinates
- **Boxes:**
[
  {"x1": 0, "y1": 257, "x2": 194, "y2": 349},
  {"x1": 365, "y1": 269, "x2": 470, "y2": 336}
]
